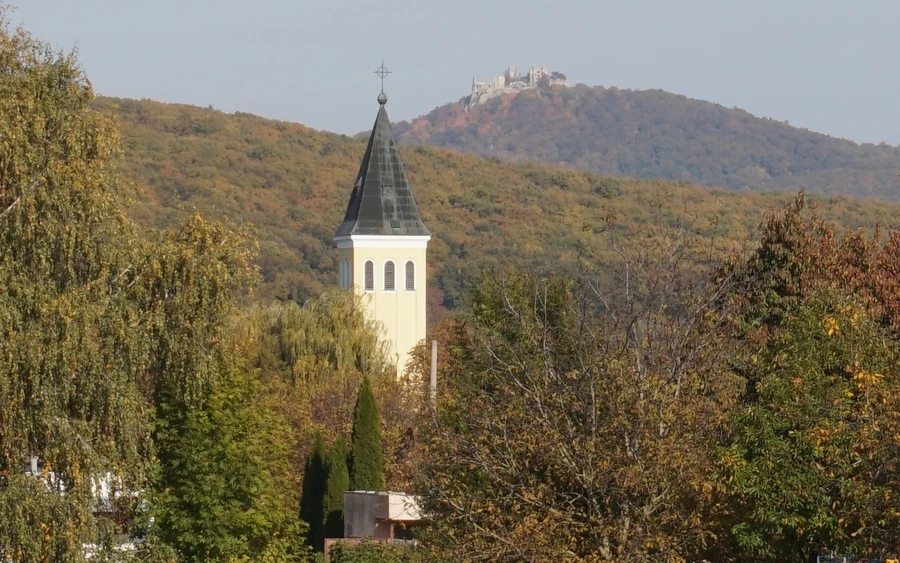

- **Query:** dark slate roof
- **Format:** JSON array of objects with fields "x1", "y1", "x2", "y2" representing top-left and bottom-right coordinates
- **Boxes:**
[{"x1": 334, "y1": 98, "x2": 431, "y2": 238}]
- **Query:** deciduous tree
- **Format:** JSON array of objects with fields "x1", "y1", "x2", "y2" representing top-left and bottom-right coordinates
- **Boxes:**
[
  {"x1": 0, "y1": 10, "x2": 258, "y2": 559},
  {"x1": 0, "y1": 11, "x2": 151, "y2": 559},
  {"x1": 153, "y1": 367, "x2": 304, "y2": 562},
  {"x1": 416, "y1": 225, "x2": 742, "y2": 561},
  {"x1": 719, "y1": 195, "x2": 900, "y2": 560}
]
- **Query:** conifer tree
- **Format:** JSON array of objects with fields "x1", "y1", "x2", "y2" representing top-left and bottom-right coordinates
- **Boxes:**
[
  {"x1": 300, "y1": 433, "x2": 327, "y2": 550},
  {"x1": 323, "y1": 437, "x2": 350, "y2": 540},
  {"x1": 350, "y1": 377, "x2": 385, "y2": 491}
]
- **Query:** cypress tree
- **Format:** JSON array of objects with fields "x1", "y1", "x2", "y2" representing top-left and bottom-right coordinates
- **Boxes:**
[
  {"x1": 323, "y1": 436, "x2": 350, "y2": 540},
  {"x1": 350, "y1": 377, "x2": 385, "y2": 491},
  {"x1": 299, "y1": 433, "x2": 327, "y2": 550}
]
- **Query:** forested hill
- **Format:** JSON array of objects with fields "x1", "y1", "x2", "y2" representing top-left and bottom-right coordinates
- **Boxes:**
[
  {"x1": 392, "y1": 84, "x2": 900, "y2": 199},
  {"x1": 97, "y1": 96, "x2": 900, "y2": 310}
]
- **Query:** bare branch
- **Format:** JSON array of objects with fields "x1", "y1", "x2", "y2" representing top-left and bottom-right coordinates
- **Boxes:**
[{"x1": 0, "y1": 196, "x2": 20, "y2": 219}]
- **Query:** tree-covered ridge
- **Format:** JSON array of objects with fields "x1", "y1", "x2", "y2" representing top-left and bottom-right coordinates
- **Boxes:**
[
  {"x1": 96, "y1": 96, "x2": 900, "y2": 310},
  {"x1": 393, "y1": 85, "x2": 900, "y2": 199}
]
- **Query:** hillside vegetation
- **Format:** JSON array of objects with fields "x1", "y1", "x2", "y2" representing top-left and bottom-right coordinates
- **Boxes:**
[
  {"x1": 393, "y1": 85, "x2": 900, "y2": 199},
  {"x1": 14, "y1": 13, "x2": 900, "y2": 556},
  {"x1": 98, "y1": 96, "x2": 900, "y2": 309}
]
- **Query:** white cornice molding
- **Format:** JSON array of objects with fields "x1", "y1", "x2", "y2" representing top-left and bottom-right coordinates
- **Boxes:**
[{"x1": 335, "y1": 234, "x2": 431, "y2": 250}]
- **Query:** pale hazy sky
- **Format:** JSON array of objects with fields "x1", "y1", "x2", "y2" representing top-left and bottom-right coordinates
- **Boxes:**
[{"x1": 12, "y1": 1, "x2": 900, "y2": 143}]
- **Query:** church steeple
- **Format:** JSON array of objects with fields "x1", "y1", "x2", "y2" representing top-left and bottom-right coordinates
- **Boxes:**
[
  {"x1": 334, "y1": 95, "x2": 430, "y2": 238},
  {"x1": 334, "y1": 68, "x2": 431, "y2": 376}
]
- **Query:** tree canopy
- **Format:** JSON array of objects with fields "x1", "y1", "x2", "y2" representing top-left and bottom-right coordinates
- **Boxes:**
[
  {"x1": 413, "y1": 197, "x2": 900, "y2": 561},
  {"x1": 350, "y1": 377, "x2": 385, "y2": 492},
  {"x1": 324, "y1": 437, "x2": 350, "y2": 541},
  {"x1": 394, "y1": 85, "x2": 900, "y2": 199},
  {"x1": 10, "y1": 7, "x2": 900, "y2": 562},
  {"x1": 93, "y1": 96, "x2": 900, "y2": 309}
]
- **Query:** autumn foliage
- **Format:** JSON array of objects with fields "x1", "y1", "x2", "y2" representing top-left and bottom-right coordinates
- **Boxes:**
[
  {"x1": 11, "y1": 7, "x2": 900, "y2": 561},
  {"x1": 410, "y1": 196, "x2": 900, "y2": 561},
  {"x1": 93, "y1": 97, "x2": 900, "y2": 312},
  {"x1": 394, "y1": 85, "x2": 900, "y2": 199}
]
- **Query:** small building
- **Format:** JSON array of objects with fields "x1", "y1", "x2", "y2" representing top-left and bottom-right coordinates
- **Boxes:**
[
  {"x1": 323, "y1": 491, "x2": 424, "y2": 560},
  {"x1": 343, "y1": 490, "x2": 423, "y2": 540}
]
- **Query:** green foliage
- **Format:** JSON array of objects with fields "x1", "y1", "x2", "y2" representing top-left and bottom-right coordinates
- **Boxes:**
[
  {"x1": 300, "y1": 434, "x2": 327, "y2": 551},
  {"x1": 721, "y1": 293, "x2": 899, "y2": 559},
  {"x1": 153, "y1": 367, "x2": 305, "y2": 562},
  {"x1": 253, "y1": 293, "x2": 392, "y2": 389},
  {"x1": 0, "y1": 12, "x2": 157, "y2": 560},
  {"x1": 329, "y1": 540, "x2": 430, "y2": 563},
  {"x1": 0, "y1": 11, "x2": 262, "y2": 560},
  {"x1": 142, "y1": 214, "x2": 257, "y2": 410},
  {"x1": 714, "y1": 198, "x2": 900, "y2": 560},
  {"x1": 235, "y1": 292, "x2": 412, "y2": 492},
  {"x1": 394, "y1": 85, "x2": 900, "y2": 199},
  {"x1": 324, "y1": 437, "x2": 350, "y2": 540},
  {"x1": 350, "y1": 377, "x2": 384, "y2": 492}
]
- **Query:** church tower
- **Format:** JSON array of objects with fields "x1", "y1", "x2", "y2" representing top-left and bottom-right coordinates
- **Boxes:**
[{"x1": 334, "y1": 89, "x2": 431, "y2": 375}]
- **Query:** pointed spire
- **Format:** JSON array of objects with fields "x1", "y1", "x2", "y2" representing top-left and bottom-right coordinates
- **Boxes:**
[{"x1": 335, "y1": 97, "x2": 430, "y2": 238}]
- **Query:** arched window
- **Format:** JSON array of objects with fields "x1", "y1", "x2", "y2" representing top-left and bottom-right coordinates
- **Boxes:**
[
  {"x1": 384, "y1": 261, "x2": 395, "y2": 291},
  {"x1": 364, "y1": 260, "x2": 374, "y2": 291},
  {"x1": 405, "y1": 260, "x2": 415, "y2": 291}
]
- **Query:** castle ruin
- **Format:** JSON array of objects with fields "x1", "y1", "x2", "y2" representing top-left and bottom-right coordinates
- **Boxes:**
[{"x1": 466, "y1": 65, "x2": 570, "y2": 107}]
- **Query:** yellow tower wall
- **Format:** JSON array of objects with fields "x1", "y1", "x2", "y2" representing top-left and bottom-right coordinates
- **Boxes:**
[{"x1": 335, "y1": 235, "x2": 429, "y2": 375}]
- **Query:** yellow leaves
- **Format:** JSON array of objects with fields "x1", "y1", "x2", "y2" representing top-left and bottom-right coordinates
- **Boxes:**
[
  {"x1": 810, "y1": 426, "x2": 833, "y2": 448},
  {"x1": 718, "y1": 445, "x2": 746, "y2": 474},
  {"x1": 824, "y1": 305, "x2": 865, "y2": 336},
  {"x1": 852, "y1": 369, "x2": 884, "y2": 391},
  {"x1": 889, "y1": 509, "x2": 900, "y2": 520},
  {"x1": 823, "y1": 315, "x2": 840, "y2": 336},
  {"x1": 839, "y1": 303, "x2": 863, "y2": 328}
]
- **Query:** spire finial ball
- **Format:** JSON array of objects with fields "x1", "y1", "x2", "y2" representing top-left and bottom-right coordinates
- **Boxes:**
[{"x1": 377, "y1": 92, "x2": 388, "y2": 105}]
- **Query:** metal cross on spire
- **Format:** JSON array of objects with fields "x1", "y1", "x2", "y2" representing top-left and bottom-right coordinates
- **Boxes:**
[
  {"x1": 374, "y1": 60, "x2": 391, "y2": 104},
  {"x1": 374, "y1": 60, "x2": 391, "y2": 92}
]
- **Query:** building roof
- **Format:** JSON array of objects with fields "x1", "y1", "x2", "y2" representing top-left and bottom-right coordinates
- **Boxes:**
[{"x1": 335, "y1": 97, "x2": 431, "y2": 238}]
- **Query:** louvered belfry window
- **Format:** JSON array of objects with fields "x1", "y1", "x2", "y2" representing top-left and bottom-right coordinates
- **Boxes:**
[
  {"x1": 405, "y1": 260, "x2": 415, "y2": 290},
  {"x1": 364, "y1": 260, "x2": 374, "y2": 291},
  {"x1": 384, "y1": 261, "x2": 395, "y2": 291}
]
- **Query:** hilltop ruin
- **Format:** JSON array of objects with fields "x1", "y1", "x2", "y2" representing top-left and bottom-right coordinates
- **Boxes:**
[{"x1": 465, "y1": 65, "x2": 570, "y2": 108}]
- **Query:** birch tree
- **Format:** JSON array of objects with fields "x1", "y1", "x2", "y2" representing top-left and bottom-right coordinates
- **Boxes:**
[{"x1": 0, "y1": 11, "x2": 255, "y2": 560}]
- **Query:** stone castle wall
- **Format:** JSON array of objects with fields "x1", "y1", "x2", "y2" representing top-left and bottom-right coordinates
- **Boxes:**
[{"x1": 467, "y1": 65, "x2": 570, "y2": 107}]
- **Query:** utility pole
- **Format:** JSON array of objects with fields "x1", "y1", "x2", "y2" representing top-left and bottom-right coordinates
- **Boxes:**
[{"x1": 430, "y1": 340, "x2": 438, "y2": 403}]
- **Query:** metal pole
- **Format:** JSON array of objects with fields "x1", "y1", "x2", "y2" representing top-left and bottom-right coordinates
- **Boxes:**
[{"x1": 430, "y1": 340, "x2": 438, "y2": 402}]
